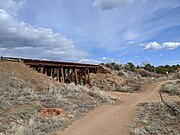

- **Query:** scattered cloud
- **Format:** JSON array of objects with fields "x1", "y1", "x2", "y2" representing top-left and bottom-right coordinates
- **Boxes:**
[
  {"x1": 162, "y1": 42, "x2": 180, "y2": 50},
  {"x1": 141, "y1": 42, "x2": 161, "y2": 50},
  {"x1": 77, "y1": 58, "x2": 101, "y2": 64},
  {"x1": 77, "y1": 56, "x2": 121, "y2": 64},
  {"x1": 159, "y1": 54, "x2": 164, "y2": 56},
  {"x1": 125, "y1": 40, "x2": 135, "y2": 45},
  {"x1": 77, "y1": 56, "x2": 122, "y2": 64},
  {"x1": 0, "y1": 0, "x2": 25, "y2": 15},
  {"x1": 0, "y1": 9, "x2": 88, "y2": 61},
  {"x1": 170, "y1": 60, "x2": 180, "y2": 64},
  {"x1": 101, "y1": 57, "x2": 115, "y2": 62},
  {"x1": 141, "y1": 42, "x2": 180, "y2": 50},
  {"x1": 92, "y1": 0, "x2": 134, "y2": 10}
]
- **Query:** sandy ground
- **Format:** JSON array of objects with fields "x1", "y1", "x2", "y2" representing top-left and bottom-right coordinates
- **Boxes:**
[{"x1": 58, "y1": 81, "x2": 180, "y2": 135}]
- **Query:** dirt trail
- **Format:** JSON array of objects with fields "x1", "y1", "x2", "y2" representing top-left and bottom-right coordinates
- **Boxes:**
[{"x1": 58, "y1": 81, "x2": 178, "y2": 135}]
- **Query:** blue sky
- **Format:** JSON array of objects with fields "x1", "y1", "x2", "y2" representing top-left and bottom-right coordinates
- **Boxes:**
[{"x1": 0, "y1": 0, "x2": 180, "y2": 66}]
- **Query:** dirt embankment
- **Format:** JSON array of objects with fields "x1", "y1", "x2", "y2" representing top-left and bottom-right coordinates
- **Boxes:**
[
  {"x1": 90, "y1": 73, "x2": 126, "y2": 91},
  {"x1": 0, "y1": 62, "x2": 54, "y2": 91},
  {"x1": 0, "y1": 62, "x2": 118, "y2": 135}
]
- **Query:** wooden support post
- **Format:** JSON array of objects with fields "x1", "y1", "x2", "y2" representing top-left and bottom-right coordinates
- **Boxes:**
[
  {"x1": 75, "y1": 68, "x2": 78, "y2": 84},
  {"x1": 67, "y1": 68, "x2": 70, "y2": 82},
  {"x1": 43, "y1": 67, "x2": 46, "y2": 74},
  {"x1": 51, "y1": 68, "x2": 53, "y2": 78},
  {"x1": 40, "y1": 67, "x2": 43, "y2": 73},
  {"x1": 58, "y1": 67, "x2": 61, "y2": 82},
  {"x1": 84, "y1": 69, "x2": 87, "y2": 85},
  {"x1": 63, "y1": 68, "x2": 66, "y2": 82},
  {"x1": 57, "y1": 68, "x2": 60, "y2": 82},
  {"x1": 72, "y1": 68, "x2": 75, "y2": 83},
  {"x1": 36, "y1": 67, "x2": 39, "y2": 72},
  {"x1": 61, "y1": 67, "x2": 64, "y2": 83},
  {"x1": 87, "y1": 68, "x2": 90, "y2": 84},
  {"x1": 46, "y1": 67, "x2": 50, "y2": 76},
  {"x1": 45, "y1": 68, "x2": 48, "y2": 75}
]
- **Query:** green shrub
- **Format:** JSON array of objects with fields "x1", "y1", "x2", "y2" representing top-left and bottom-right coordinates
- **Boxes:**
[
  {"x1": 162, "y1": 83, "x2": 175, "y2": 93},
  {"x1": 161, "y1": 81, "x2": 180, "y2": 96}
]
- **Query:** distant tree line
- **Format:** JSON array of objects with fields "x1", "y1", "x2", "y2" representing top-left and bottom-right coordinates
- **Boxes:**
[{"x1": 101, "y1": 62, "x2": 180, "y2": 74}]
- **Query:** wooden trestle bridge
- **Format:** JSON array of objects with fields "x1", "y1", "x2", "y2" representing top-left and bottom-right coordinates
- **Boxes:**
[{"x1": 0, "y1": 56, "x2": 109, "y2": 85}]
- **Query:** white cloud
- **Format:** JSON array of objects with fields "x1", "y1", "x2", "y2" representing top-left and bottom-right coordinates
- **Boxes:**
[
  {"x1": 0, "y1": 0, "x2": 25, "y2": 15},
  {"x1": 141, "y1": 42, "x2": 161, "y2": 50},
  {"x1": 0, "y1": 9, "x2": 88, "y2": 61},
  {"x1": 125, "y1": 40, "x2": 135, "y2": 45},
  {"x1": 78, "y1": 58, "x2": 101, "y2": 64},
  {"x1": 101, "y1": 57, "x2": 115, "y2": 62},
  {"x1": 92, "y1": 0, "x2": 134, "y2": 10},
  {"x1": 141, "y1": 42, "x2": 180, "y2": 50},
  {"x1": 162, "y1": 42, "x2": 180, "y2": 50},
  {"x1": 78, "y1": 56, "x2": 123, "y2": 64},
  {"x1": 170, "y1": 60, "x2": 180, "y2": 64}
]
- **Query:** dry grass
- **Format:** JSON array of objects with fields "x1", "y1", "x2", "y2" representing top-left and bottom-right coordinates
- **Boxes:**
[
  {"x1": 91, "y1": 66, "x2": 166, "y2": 93},
  {"x1": 131, "y1": 102, "x2": 180, "y2": 135},
  {"x1": 0, "y1": 63, "x2": 119, "y2": 135}
]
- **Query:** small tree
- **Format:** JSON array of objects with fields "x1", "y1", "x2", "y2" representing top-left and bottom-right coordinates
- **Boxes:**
[
  {"x1": 136, "y1": 65, "x2": 140, "y2": 69},
  {"x1": 141, "y1": 61, "x2": 149, "y2": 67},
  {"x1": 127, "y1": 62, "x2": 136, "y2": 71},
  {"x1": 144, "y1": 63, "x2": 155, "y2": 72}
]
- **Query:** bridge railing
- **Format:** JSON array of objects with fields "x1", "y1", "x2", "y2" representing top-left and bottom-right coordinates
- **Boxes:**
[{"x1": 0, "y1": 56, "x2": 21, "y2": 62}]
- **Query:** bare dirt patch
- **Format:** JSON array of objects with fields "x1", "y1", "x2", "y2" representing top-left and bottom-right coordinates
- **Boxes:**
[{"x1": 38, "y1": 108, "x2": 66, "y2": 118}]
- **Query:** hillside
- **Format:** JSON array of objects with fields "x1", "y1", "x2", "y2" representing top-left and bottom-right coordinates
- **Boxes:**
[
  {"x1": 90, "y1": 66, "x2": 166, "y2": 92},
  {"x1": 0, "y1": 62, "x2": 118, "y2": 135}
]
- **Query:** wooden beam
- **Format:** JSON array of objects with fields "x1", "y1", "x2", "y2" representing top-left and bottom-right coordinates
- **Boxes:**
[
  {"x1": 87, "y1": 68, "x2": 90, "y2": 84},
  {"x1": 65, "y1": 74, "x2": 72, "y2": 83},
  {"x1": 72, "y1": 68, "x2": 75, "y2": 83},
  {"x1": 36, "y1": 67, "x2": 39, "y2": 72},
  {"x1": 75, "y1": 68, "x2": 78, "y2": 84},
  {"x1": 84, "y1": 69, "x2": 87, "y2": 85},
  {"x1": 58, "y1": 67, "x2": 61, "y2": 82},
  {"x1": 79, "y1": 68, "x2": 88, "y2": 77},
  {"x1": 47, "y1": 67, "x2": 50, "y2": 76},
  {"x1": 61, "y1": 67, "x2": 64, "y2": 83},
  {"x1": 96, "y1": 67, "x2": 100, "y2": 73},
  {"x1": 67, "y1": 68, "x2": 70, "y2": 81},
  {"x1": 24, "y1": 62, "x2": 97, "y2": 68},
  {"x1": 40, "y1": 67, "x2": 44, "y2": 73},
  {"x1": 51, "y1": 68, "x2": 54, "y2": 78},
  {"x1": 63, "y1": 68, "x2": 66, "y2": 82},
  {"x1": 57, "y1": 68, "x2": 60, "y2": 82},
  {"x1": 44, "y1": 67, "x2": 47, "y2": 75},
  {"x1": 43, "y1": 67, "x2": 46, "y2": 74}
]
